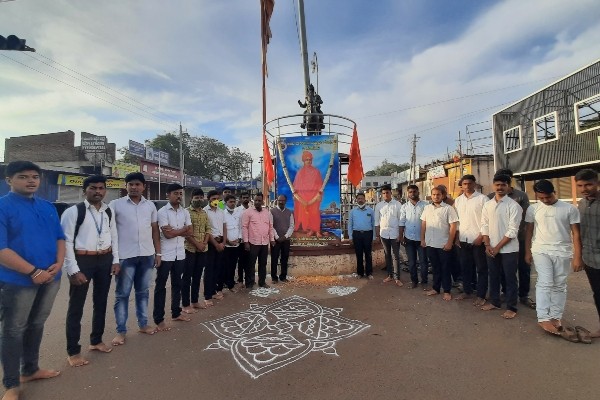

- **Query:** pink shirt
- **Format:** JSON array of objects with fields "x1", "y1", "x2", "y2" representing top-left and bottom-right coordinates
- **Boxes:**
[{"x1": 242, "y1": 207, "x2": 274, "y2": 245}]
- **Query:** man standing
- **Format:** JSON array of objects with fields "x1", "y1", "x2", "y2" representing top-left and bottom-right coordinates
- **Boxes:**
[
  {"x1": 375, "y1": 184, "x2": 403, "y2": 286},
  {"x1": 182, "y1": 189, "x2": 212, "y2": 313},
  {"x1": 349, "y1": 192, "x2": 375, "y2": 279},
  {"x1": 242, "y1": 193, "x2": 275, "y2": 288},
  {"x1": 154, "y1": 184, "x2": 192, "y2": 331},
  {"x1": 399, "y1": 185, "x2": 428, "y2": 288},
  {"x1": 204, "y1": 190, "x2": 226, "y2": 300},
  {"x1": 488, "y1": 169, "x2": 533, "y2": 308},
  {"x1": 61, "y1": 175, "x2": 120, "y2": 367},
  {"x1": 109, "y1": 172, "x2": 161, "y2": 346},
  {"x1": 293, "y1": 151, "x2": 323, "y2": 237},
  {"x1": 481, "y1": 174, "x2": 523, "y2": 319},
  {"x1": 421, "y1": 187, "x2": 459, "y2": 301},
  {"x1": 453, "y1": 175, "x2": 488, "y2": 303},
  {"x1": 223, "y1": 194, "x2": 243, "y2": 292},
  {"x1": 524, "y1": 180, "x2": 582, "y2": 335},
  {"x1": 575, "y1": 169, "x2": 600, "y2": 338},
  {"x1": 0, "y1": 161, "x2": 64, "y2": 399},
  {"x1": 271, "y1": 194, "x2": 294, "y2": 283},
  {"x1": 235, "y1": 192, "x2": 251, "y2": 284}
]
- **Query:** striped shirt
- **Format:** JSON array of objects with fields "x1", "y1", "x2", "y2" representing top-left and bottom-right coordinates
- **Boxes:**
[{"x1": 579, "y1": 196, "x2": 600, "y2": 268}]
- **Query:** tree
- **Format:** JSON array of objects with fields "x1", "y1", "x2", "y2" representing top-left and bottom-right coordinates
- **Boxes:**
[{"x1": 365, "y1": 159, "x2": 410, "y2": 176}]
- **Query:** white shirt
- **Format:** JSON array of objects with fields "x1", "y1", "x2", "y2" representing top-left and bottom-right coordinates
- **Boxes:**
[
  {"x1": 204, "y1": 205, "x2": 225, "y2": 237},
  {"x1": 224, "y1": 207, "x2": 243, "y2": 247},
  {"x1": 109, "y1": 196, "x2": 158, "y2": 259},
  {"x1": 525, "y1": 200, "x2": 580, "y2": 257},
  {"x1": 454, "y1": 191, "x2": 488, "y2": 243},
  {"x1": 399, "y1": 200, "x2": 428, "y2": 241},
  {"x1": 375, "y1": 199, "x2": 402, "y2": 239},
  {"x1": 481, "y1": 195, "x2": 522, "y2": 254},
  {"x1": 157, "y1": 203, "x2": 192, "y2": 261},
  {"x1": 61, "y1": 200, "x2": 119, "y2": 275},
  {"x1": 420, "y1": 202, "x2": 459, "y2": 248}
]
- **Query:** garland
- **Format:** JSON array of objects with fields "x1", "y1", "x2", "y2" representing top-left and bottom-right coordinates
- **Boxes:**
[{"x1": 277, "y1": 136, "x2": 337, "y2": 207}]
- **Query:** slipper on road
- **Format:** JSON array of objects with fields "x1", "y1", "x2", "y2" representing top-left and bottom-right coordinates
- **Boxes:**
[
  {"x1": 575, "y1": 326, "x2": 592, "y2": 344},
  {"x1": 560, "y1": 326, "x2": 580, "y2": 343}
]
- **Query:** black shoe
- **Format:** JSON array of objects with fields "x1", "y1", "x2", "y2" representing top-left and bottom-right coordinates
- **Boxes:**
[
  {"x1": 259, "y1": 283, "x2": 270, "y2": 288},
  {"x1": 246, "y1": 283, "x2": 255, "y2": 289},
  {"x1": 280, "y1": 278, "x2": 289, "y2": 282}
]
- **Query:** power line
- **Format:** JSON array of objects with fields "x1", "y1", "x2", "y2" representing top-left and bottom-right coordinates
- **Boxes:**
[{"x1": 0, "y1": 53, "x2": 176, "y2": 129}]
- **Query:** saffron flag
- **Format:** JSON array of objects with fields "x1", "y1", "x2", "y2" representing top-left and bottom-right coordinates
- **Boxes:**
[
  {"x1": 347, "y1": 125, "x2": 364, "y2": 187},
  {"x1": 263, "y1": 131, "x2": 275, "y2": 186}
]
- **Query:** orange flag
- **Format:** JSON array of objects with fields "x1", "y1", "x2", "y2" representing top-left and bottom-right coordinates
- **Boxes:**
[
  {"x1": 263, "y1": 130, "x2": 275, "y2": 186},
  {"x1": 347, "y1": 125, "x2": 364, "y2": 187}
]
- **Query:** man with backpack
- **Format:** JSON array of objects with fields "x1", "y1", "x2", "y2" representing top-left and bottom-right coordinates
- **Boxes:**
[{"x1": 61, "y1": 175, "x2": 120, "y2": 367}]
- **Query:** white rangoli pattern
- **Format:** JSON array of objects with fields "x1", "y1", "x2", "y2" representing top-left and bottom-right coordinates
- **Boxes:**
[
  {"x1": 327, "y1": 286, "x2": 359, "y2": 296},
  {"x1": 249, "y1": 287, "x2": 281, "y2": 297},
  {"x1": 202, "y1": 296, "x2": 370, "y2": 378}
]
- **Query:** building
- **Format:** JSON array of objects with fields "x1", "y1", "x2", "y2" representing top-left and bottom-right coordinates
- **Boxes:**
[{"x1": 493, "y1": 59, "x2": 600, "y2": 202}]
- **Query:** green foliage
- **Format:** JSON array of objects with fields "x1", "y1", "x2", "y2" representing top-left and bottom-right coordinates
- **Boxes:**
[{"x1": 365, "y1": 159, "x2": 410, "y2": 176}]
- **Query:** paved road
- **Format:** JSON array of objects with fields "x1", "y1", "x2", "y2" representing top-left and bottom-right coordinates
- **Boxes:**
[{"x1": 5, "y1": 266, "x2": 600, "y2": 400}]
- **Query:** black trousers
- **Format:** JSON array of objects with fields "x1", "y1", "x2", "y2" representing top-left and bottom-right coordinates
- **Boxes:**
[
  {"x1": 205, "y1": 243, "x2": 224, "y2": 298},
  {"x1": 153, "y1": 258, "x2": 185, "y2": 324},
  {"x1": 182, "y1": 250, "x2": 206, "y2": 307},
  {"x1": 353, "y1": 231, "x2": 373, "y2": 277},
  {"x1": 427, "y1": 247, "x2": 452, "y2": 293},
  {"x1": 247, "y1": 244, "x2": 268, "y2": 286},
  {"x1": 271, "y1": 239, "x2": 291, "y2": 280},
  {"x1": 224, "y1": 245, "x2": 241, "y2": 290},
  {"x1": 66, "y1": 253, "x2": 112, "y2": 356},
  {"x1": 500, "y1": 240, "x2": 531, "y2": 298},
  {"x1": 237, "y1": 243, "x2": 249, "y2": 283},
  {"x1": 458, "y1": 242, "x2": 486, "y2": 296},
  {"x1": 488, "y1": 252, "x2": 518, "y2": 312},
  {"x1": 585, "y1": 266, "x2": 600, "y2": 320}
]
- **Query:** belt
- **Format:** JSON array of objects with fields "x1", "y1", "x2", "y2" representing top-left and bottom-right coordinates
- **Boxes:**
[
  {"x1": 354, "y1": 230, "x2": 373, "y2": 233},
  {"x1": 75, "y1": 247, "x2": 112, "y2": 256}
]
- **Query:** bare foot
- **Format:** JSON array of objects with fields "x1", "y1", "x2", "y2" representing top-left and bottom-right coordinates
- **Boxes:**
[
  {"x1": 212, "y1": 292, "x2": 224, "y2": 300},
  {"x1": 138, "y1": 326, "x2": 157, "y2": 335},
  {"x1": 394, "y1": 279, "x2": 404, "y2": 287},
  {"x1": 89, "y1": 343, "x2": 112, "y2": 353},
  {"x1": 156, "y1": 321, "x2": 171, "y2": 332},
  {"x1": 382, "y1": 276, "x2": 393, "y2": 283},
  {"x1": 442, "y1": 293, "x2": 452, "y2": 301},
  {"x1": 315, "y1": 231, "x2": 323, "y2": 238},
  {"x1": 67, "y1": 354, "x2": 89, "y2": 367},
  {"x1": 455, "y1": 293, "x2": 472, "y2": 301},
  {"x1": 20, "y1": 369, "x2": 60, "y2": 383},
  {"x1": 481, "y1": 303, "x2": 499, "y2": 311},
  {"x1": 473, "y1": 297, "x2": 486, "y2": 307},
  {"x1": 181, "y1": 306, "x2": 198, "y2": 314},
  {"x1": 112, "y1": 333, "x2": 126, "y2": 346},
  {"x1": 424, "y1": 289, "x2": 439, "y2": 296},
  {"x1": 550, "y1": 319, "x2": 562, "y2": 329},
  {"x1": 502, "y1": 310, "x2": 517, "y2": 319},
  {"x1": 173, "y1": 314, "x2": 191, "y2": 322},
  {"x1": 538, "y1": 321, "x2": 560, "y2": 335},
  {"x1": 590, "y1": 329, "x2": 600, "y2": 338},
  {"x1": 2, "y1": 387, "x2": 19, "y2": 400}
]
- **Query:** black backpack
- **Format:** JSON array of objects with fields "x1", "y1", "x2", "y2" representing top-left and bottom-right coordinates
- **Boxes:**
[{"x1": 74, "y1": 202, "x2": 112, "y2": 241}]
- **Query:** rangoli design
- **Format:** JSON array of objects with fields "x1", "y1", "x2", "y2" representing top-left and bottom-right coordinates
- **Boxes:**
[
  {"x1": 327, "y1": 286, "x2": 358, "y2": 296},
  {"x1": 202, "y1": 296, "x2": 370, "y2": 378},
  {"x1": 249, "y1": 287, "x2": 281, "y2": 297}
]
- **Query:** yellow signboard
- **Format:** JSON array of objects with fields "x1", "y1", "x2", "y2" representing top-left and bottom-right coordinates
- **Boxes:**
[
  {"x1": 112, "y1": 161, "x2": 140, "y2": 178},
  {"x1": 57, "y1": 174, "x2": 125, "y2": 189}
]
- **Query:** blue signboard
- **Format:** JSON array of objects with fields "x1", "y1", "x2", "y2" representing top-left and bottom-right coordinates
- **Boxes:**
[{"x1": 128, "y1": 140, "x2": 146, "y2": 158}]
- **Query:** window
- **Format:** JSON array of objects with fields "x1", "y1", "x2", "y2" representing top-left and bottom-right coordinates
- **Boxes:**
[
  {"x1": 503, "y1": 126, "x2": 522, "y2": 153},
  {"x1": 574, "y1": 94, "x2": 600, "y2": 135},
  {"x1": 533, "y1": 112, "x2": 559, "y2": 145},
  {"x1": 365, "y1": 182, "x2": 372, "y2": 187},
  {"x1": 372, "y1": 182, "x2": 379, "y2": 186}
]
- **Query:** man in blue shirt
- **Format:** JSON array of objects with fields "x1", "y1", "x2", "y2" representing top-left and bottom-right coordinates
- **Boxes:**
[
  {"x1": 0, "y1": 161, "x2": 66, "y2": 399},
  {"x1": 399, "y1": 185, "x2": 428, "y2": 288},
  {"x1": 348, "y1": 193, "x2": 375, "y2": 279}
]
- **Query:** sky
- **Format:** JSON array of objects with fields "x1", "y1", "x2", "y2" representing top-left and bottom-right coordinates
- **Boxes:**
[{"x1": 1, "y1": 0, "x2": 599, "y2": 175}]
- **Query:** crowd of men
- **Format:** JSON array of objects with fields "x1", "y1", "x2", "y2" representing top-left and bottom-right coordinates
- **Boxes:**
[
  {"x1": 0, "y1": 161, "x2": 296, "y2": 400},
  {"x1": 348, "y1": 168, "x2": 599, "y2": 340},
  {"x1": 0, "y1": 160, "x2": 599, "y2": 400}
]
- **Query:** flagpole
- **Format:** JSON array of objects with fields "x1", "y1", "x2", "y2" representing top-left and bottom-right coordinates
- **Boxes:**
[{"x1": 297, "y1": 0, "x2": 311, "y2": 97}]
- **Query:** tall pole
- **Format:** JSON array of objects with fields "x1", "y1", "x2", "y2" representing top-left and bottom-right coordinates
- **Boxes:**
[
  {"x1": 297, "y1": 0, "x2": 311, "y2": 97},
  {"x1": 180, "y1": 123, "x2": 185, "y2": 204},
  {"x1": 410, "y1": 134, "x2": 419, "y2": 185}
]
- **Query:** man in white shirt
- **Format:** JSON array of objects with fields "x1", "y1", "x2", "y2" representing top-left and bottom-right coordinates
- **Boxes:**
[
  {"x1": 524, "y1": 180, "x2": 582, "y2": 335},
  {"x1": 420, "y1": 187, "x2": 459, "y2": 301},
  {"x1": 61, "y1": 175, "x2": 119, "y2": 367},
  {"x1": 204, "y1": 190, "x2": 227, "y2": 299},
  {"x1": 223, "y1": 194, "x2": 243, "y2": 292},
  {"x1": 453, "y1": 175, "x2": 489, "y2": 304},
  {"x1": 399, "y1": 185, "x2": 428, "y2": 288},
  {"x1": 235, "y1": 192, "x2": 251, "y2": 284},
  {"x1": 480, "y1": 174, "x2": 523, "y2": 319},
  {"x1": 109, "y1": 172, "x2": 161, "y2": 345},
  {"x1": 375, "y1": 185, "x2": 404, "y2": 286},
  {"x1": 154, "y1": 184, "x2": 192, "y2": 332}
]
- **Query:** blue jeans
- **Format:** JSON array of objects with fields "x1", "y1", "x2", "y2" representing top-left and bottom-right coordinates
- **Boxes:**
[
  {"x1": 114, "y1": 256, "x2": 154, "y2": 333},
  {"x1": 0, "y1": 280, "x2": 61, "y2": 390},
  {"x1": 405, "y1": 239, "x2": 427, "y2": 284}
]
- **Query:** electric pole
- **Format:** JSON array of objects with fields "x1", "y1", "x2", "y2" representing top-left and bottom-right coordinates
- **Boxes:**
[{"x1": 410, "y1": 134, "x2": 419, "y2": 185}]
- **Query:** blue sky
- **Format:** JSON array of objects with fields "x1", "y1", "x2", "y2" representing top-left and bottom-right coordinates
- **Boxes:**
[{"x1": 0, "y1": 0, "x2": 599, "y2": 174}]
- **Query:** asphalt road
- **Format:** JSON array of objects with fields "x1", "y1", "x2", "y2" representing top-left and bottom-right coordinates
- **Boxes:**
[{"x1": 5, "y1": 265, "x2": 600, "y2": 400}]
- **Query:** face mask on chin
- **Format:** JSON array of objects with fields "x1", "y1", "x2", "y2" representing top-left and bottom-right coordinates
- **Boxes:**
[{"x1": 357, "y1": 204, "x2": 366, "y2": 209}]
